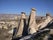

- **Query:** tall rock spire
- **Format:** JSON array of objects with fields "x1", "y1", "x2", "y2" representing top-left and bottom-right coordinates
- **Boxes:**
[
  {"x1": 16, "y1": 12, "x2": 26, "y2": 37},
  {"x1": 28, "y1": 8, "x2": 37, "y2": 34}
]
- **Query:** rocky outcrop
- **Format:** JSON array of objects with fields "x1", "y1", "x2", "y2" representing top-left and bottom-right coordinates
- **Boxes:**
[
  {"x1": 16, "y1": 12, "x2": 26, "y2": 37},
  {"x1": 28, "y1": 8, "x2": 38, "y2": 34},
  {"x1": 37, "y1": 13, "x2": 52, "y2": 30}
]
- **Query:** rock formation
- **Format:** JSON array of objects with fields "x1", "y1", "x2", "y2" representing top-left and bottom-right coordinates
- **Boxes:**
[
  {"x1": 16, "y1": 12, "x2": 26, "y2": 37},
  {"x1": 37, "y1": 13, "x2": 52, "y2": 30},
  {"x1": 28, "y1": 8, "x2": 38, "y2": 34}
]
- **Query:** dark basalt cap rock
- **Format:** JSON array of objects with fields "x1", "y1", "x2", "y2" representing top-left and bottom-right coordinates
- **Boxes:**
[
  {"x1": 41, "y1": 17, "x2": 44, "y2": 19},
  {"x1": 32, "y1": 8, "x2": 36, "y2": 11},
  {"x1": 21, "y1": 12, "x2": 25, "y2": 14},
  {"x1": 21, "y1": 12, "x2": 26, "y2": 19},
  {"x1": 46, "y1": 13, "x2": 51, "y2": 16}
]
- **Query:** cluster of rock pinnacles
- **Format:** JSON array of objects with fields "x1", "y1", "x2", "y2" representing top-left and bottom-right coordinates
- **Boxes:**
[{"x1": 12, "y1": 8, "x2": 52, "y2": 40}]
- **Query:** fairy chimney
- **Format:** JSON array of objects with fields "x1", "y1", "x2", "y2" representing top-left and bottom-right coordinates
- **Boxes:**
[
  {"x1": 28, "y1": 8, "x2": 38, "y2": 34},
  {"x1": 16, "y1": 12, "x2": 26, "y2": 37},
  {"x1": 37, "y1": 13, "x2": 52, "y2": 29}
]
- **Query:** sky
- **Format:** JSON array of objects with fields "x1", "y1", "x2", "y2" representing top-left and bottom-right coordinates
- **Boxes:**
[{"x1": 0, "y1": 0, "x2": 53, "y2": 16}]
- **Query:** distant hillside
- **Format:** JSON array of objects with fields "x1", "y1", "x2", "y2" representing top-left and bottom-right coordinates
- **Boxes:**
[{"x1": 0, "y1": 14, "x2": 53, "y2": 21}]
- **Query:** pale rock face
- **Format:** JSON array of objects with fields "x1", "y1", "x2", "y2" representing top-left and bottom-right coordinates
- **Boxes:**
[
  {"x1": 38, "y1": 16, "x2": 52, "y2": 29},
  {"x1": 0, "y1": 26, "x2": 2, "y2": 29},
  {"x1": 21, "y1": 12, "x2": 26, "y2": 19},
  {"x1": 43, "y1": 35, "x2": 48, "y2": 40},
  {"x1": 16, "y1": 12, "x2": 26, "y2": 37},
  {"x1": 49, "y1": 29, "x2": 53, "y2": 34},
  {"x1": 28, "y1": 8, "x2": 37, "y2": 34},
  {"x1": 8, "y1": 29, "x2": 14, "y2": 34},
  {"x1": 3, "y1": 26, "x2": 8, "y2": 29},
  {"x1": 16, "y1": 20, "x2": 24, "y2": 37},
  {"x1": 2, "y1": 25, "x2": 8, "y2": 29}
]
